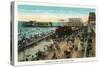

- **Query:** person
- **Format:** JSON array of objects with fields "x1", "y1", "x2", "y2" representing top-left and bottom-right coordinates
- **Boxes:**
[
  {"x1": 26, "y1": 57, "x2": 28, "y2": 61},
  {"x1": 64, "y1": 50, "x2": 71, "y2": 58},
  {"x1": 52, "y1": 52, "x2": 57, "y2": 59},
  {"x1": 32, "y1": 55, "x2": 34, "y2": 59}
]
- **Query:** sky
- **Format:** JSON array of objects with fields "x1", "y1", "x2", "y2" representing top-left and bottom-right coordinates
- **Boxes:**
[
  {"x1": 18, "y1": 5, "x2": 95, "y2": 15},
  {"x1": 18, "y1": 5, "x2": 95, "y2": 22}
]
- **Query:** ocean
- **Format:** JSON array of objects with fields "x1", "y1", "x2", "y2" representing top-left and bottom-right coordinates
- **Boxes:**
[{"x1": 18, "y1": 21, "x2": 57, "y2": 40}]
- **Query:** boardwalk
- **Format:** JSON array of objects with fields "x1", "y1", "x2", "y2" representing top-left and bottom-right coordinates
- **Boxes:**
[
  {"x1": 18, "y1": 24, "x2": 95, "y2": 61},
  {"x1": 45, "y1": 40, "x2": 83, "y2": 60}
]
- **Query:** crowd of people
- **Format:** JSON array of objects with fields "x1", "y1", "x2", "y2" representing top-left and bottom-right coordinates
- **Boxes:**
[
  {"x1": 19, "y1": 23, "x2": 95, "y2": 61},
  {"x1": 18, "y1": 29, "x2": 55, "y2": 50}
]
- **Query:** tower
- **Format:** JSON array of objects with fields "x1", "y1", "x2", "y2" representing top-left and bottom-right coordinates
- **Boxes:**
[{"x1": 88, "y1": 12, "x2": 96, "y2": 24}]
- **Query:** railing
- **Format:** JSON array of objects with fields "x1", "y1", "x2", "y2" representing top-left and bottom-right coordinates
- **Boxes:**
[{"x1": 18, "y1": 32, "x2": 54, "y2": 51}]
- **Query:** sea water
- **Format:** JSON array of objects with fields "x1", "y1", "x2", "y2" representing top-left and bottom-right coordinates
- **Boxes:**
[{"x1": 18, "y1": 21, "x2": 57, "y2": 40}]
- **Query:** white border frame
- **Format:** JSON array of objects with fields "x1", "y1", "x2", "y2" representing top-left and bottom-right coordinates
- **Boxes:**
[{"x1": 13, "y1": 1, "x2": 98, "y2": 66}]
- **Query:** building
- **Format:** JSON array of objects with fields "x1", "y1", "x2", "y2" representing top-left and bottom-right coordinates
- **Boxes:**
[
  {"x1": 65, "y1": 18, "x2": 84, "y2": 26},
  {"x1": 88, "y1": 12, "x2": 96, "y2": 24}
]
